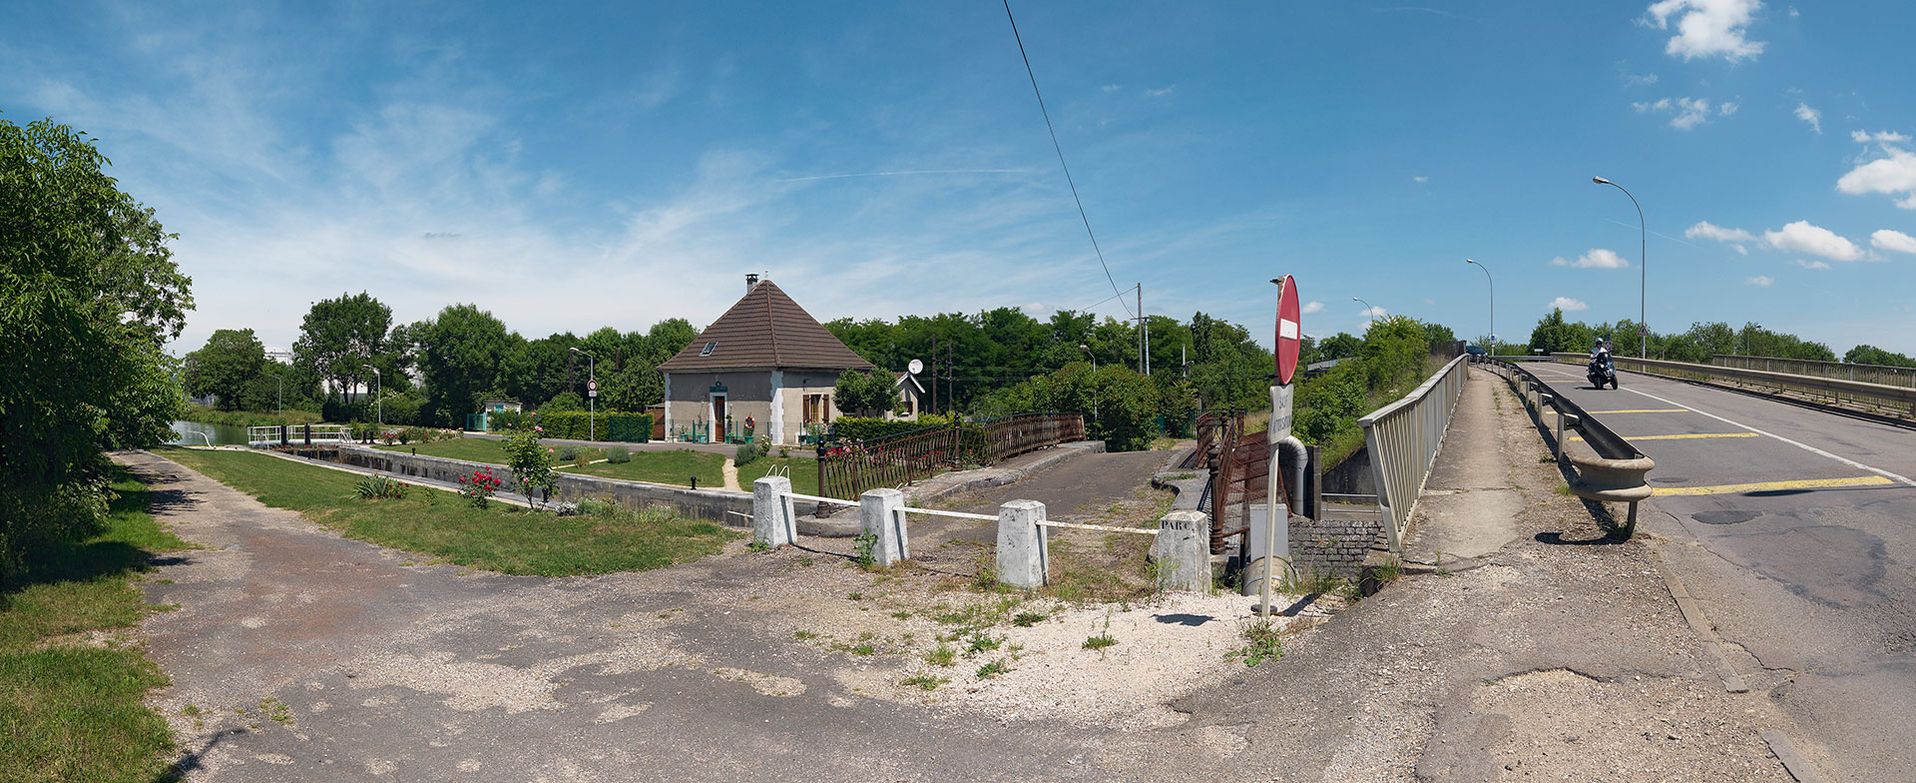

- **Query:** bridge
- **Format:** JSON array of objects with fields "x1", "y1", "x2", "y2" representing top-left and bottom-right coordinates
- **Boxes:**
[{"x1": 1348, "y1": 352, "x2": 1916, "y2": 780}]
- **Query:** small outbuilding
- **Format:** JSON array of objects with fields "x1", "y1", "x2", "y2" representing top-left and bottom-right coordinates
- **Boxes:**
[{"x1": 658, "y1": 275, "x2": 875, "y2": 444}]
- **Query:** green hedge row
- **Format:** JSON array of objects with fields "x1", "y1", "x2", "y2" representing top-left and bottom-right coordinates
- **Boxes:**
[{"x1": 518, "y1": 411, "x2": 652, "y2": 442}]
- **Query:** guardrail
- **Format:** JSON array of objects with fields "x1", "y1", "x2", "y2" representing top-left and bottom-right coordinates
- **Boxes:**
[
  {"x1": 1550, "y1": 353, "x2": 1916, "y2": 421},
  {"x1": 1491, "y1": 358, "x2": 1655, "y2": 536},
  {"x1": 247, "y1": 424, "x2": 352, "y2": 447},
  {"x1": 1712, "y1": 354, "x2": 1916, "y2": 389},
  {"x1": 1358, "y1": 354, "x2": 1470, "y2": 552}
]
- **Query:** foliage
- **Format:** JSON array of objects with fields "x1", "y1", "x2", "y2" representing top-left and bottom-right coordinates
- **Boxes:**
[
  {"x1": 1845, "y1": 344, "x2": 1916, "y2": 368},
  {"x1": 970, "y1": 363, "x2": 1160, "y2": 451},
  {"x1": 180, "y1": 404, "x2": 323, "y2": 427},
  {"x1": 833, "y1": 369, "x2": 896, "y2": 417},
  {"x1": 419, "y1": 303, "x2": 512, "y2": 427},
  {"x1": 354, "y1": 474, "x2": 408, "y2": 500},
  {"x1": 501, "y1": 429, "x2": 557, "y2": 508},
  {"x1": 852, "y1": 532, "x2": 878, "y2": 569},
  {"x1": 828, "y1": 414, "x2": 956, "y2": 443},
  {"x1": 1, "y1": 117, "x2": 192, "y2": 586},
  {"x1": 529, "y1": 411, "x2": 652, "y2": 442},
  {"x1": 1528, "y1": 313, "x2": 1843, "y2": 363},
  {"x1": 541, "y1": 390, "x2": 585, "y2": 413},
  {"x1": 555, "y1": 446, "x2": 581, "y2": 462},
  {"x1": 182, "y1": 328, "x2": 267, "y2": 410},
  {"x1": 603, "y1": 447, "x2": 631, "y2": 464},
  {"x1": 1227, "y1": 617, "x2": 1284, "y2": 667},
  {"x1": 292, "y1": 291, "x2": 393, "y2": 407},
  {"x1": 734, "y1": 443, "x2": 759, "y2": 467},
  {"x1": 456, "y1": 467, "x2": 503, "y2": 508}
]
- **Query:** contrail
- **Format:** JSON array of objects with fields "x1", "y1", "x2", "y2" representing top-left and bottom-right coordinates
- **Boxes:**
[
  {"x1": 774, "y1": 168, "x2": 1032, "y2": 183},
  {"x1": 1604, "y1": 217, "x2": 1700, "y2": 249}
]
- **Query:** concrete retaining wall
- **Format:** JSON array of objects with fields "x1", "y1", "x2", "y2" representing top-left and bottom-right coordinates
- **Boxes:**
[{"x1": 329, "y1": 446, "x2": 813, "y2": 524}]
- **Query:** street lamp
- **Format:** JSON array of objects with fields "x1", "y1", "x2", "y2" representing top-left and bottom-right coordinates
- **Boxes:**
[
  {"x1": 1078, "y1": 343, "x2": 1099, "y2": 421},
  {"x1": 1352, "y1": 297, "x2": 1379, "y2": 329},
  {"x1": 569, "y1": 347, "x2": 596, "y2": 442},
  {"x1": 1465, "y1": 258, "x2": 1494, "y2": 354},
  {"x1": 1593, "y1": 176, "x2": 1646, "y2": 358},
  {"x1": 360, "y1": 364, "x2": 382, "y2": 429}
]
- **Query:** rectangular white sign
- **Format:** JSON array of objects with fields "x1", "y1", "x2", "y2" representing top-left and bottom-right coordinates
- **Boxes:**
[{"x1": 1268, "y1": 384, "x2": 1293, "y2": 442}]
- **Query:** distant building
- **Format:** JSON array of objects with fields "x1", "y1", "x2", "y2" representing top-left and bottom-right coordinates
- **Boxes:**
[
  {"x1": 892, "y1": 371, "x2": 926, "y2": 420},
  {"x1": 657, "y1": 275, "x2": 875, "y2": 444}
]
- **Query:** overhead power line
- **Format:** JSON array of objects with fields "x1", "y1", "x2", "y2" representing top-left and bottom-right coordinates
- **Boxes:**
[{"x1": 1001, "y1": 0, "x2": 1135, "y2": 320}]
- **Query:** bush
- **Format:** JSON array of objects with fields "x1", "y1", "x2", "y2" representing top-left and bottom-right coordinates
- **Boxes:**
[
  {"x1": 603, "y1": 447, "x2": 631, "y2": 464},
  {"x1": 527, "y1": 411, "x2": 652, "y2": 442},
  {"x1": 456, "y1": 467, "x2": 503, "y2": 508},
  {"x1": 501, "y1": 429, "x2": 556, "y2": 508},
  {"x1": 734, "y1": 443, "x2": 759, "y2": 467},
  {"x1": 555, "y1": 446, "x2": 581, "y2": 462},
  {"x1": 354, "y1": 475, "x2": 408, "y2": 500},
  {"x1": 830, "y1": 414, "x2": 956, "y2": 443},
  {"x1": 180, "y1": 404, "x2": 324, "y2": 427}
]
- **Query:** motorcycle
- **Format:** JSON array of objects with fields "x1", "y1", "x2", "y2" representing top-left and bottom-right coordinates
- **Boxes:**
[{"x1": 1587, "y1": 354, "x2": 1618, "y2": 390}]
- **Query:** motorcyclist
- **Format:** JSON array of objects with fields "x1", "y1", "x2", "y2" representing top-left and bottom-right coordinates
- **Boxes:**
[{"x1": 1588, "y1": 339, "x2": 1616, "y2": 388}]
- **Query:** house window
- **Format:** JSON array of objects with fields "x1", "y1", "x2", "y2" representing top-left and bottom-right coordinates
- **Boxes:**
[
  {"x1": 699, "y1": 341, "x2": 718, "y2": 357},
  {"x1": 803, "y1": 393, "x2": 833, "y2": 424}
]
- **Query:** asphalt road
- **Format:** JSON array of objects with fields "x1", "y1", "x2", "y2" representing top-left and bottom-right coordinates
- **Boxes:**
[{"x1": 1526, "y1": 360, "x2": 1916, "y2": 782}]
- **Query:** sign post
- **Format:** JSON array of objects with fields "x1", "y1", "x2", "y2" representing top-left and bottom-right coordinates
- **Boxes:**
[{"x1": 1262, "y1": 275, "x2": 1303, "y2": 618}]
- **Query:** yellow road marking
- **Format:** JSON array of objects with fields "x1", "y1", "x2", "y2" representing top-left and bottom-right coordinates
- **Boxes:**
[
  {"x1": 1586, "y1": 408, "x2": 1688, "y2": 414},
  {"x1": 1653, "y1": 475, "x2": 1895, "y2": 496},
  {"x1": 1569, "y1": 432, "x2": 1759, "y2": 442}
]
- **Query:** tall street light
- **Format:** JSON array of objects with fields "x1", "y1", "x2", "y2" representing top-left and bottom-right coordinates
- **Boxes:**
[
  {"x1": 1352, "y1": 297, "x2": 1378, "y2": 330},
  {"x1": 1465, "y1": 258, "x2": 1494, "y2": 354},
  {"x1": 360, "y1": 364, "x2": 382, "y2": 429},
  {"x1": 1078, "y1": 343, "x2": 1099, "y2": 422},
  {"x1": 1593, "y1": 176, "x2": 1646, "y2": 358},
  {"x1": 569, "y1": 347, "x2": 596, "y2": 442}
]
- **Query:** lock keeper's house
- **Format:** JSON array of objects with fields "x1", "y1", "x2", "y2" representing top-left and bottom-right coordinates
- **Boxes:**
[{"x1": 657, "y1": 275, "x2": 875, "y2": 445}]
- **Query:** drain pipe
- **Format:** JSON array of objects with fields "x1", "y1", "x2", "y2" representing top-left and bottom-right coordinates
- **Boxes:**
[{"x1": 1274, "y1": 435, "x2": 1308, "y2": 514}]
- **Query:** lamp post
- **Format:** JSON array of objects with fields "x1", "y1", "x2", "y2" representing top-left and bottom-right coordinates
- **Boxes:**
[
  {"x1": 1078, "y1": 343, "x2": 1098, "y2": 422},
  {"x1": 570, "y1": 347, "x2": 596, "y2": 442},
  {"x1": 1593, "y1": 176, "x2": 1646, "y2": 358},
  {"x1": 1352, "y1": 297, "x2": 1379, "y2": 329},
  {"x1": 360, "y1": 364, "x2": 382, "y2": 429},
  {"x1": 1465, "y1": 258, "x2": 1494, "y2": 354}
]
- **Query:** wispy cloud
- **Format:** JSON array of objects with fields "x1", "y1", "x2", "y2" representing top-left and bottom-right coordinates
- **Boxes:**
[
  {"x1": 1549, "y1": 296, "x2": 1589, "y2": 312},
  {"x1": 1551, "y1": 248, "x2": 1630, "y2": 269},
  {"x1": 772, "y1": 169, "x2": 1034, "y2": 183},
  {"x1": 1794, "y1": 102, "x2": 1822, "y2": 134},
  {"x1": 1746, "y1": 275, "x2": 1773, "y2": 286},
  {"x1": 1686, "y1": 220, "x2": 1755, "y2": 253},
  {"x1": 1633, "y1": 96, "x2": 1734, "y2": 130},
  {"x1": 1640, "y1": 0, "x2": 1766, "y2": 62}
]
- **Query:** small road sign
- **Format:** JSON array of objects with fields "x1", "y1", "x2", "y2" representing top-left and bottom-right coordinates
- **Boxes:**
[
  {"x1": 1275, "y1": 274, "x2": 1302, "y2": 385},
  {"x1": 588, "y1": 379, "x2": 598, "y2": 398}
]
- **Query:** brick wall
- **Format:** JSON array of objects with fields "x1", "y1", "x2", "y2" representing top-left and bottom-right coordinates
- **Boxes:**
[{"x1": 1289, "y1": 514, "x2": 1385, "y2": 578}]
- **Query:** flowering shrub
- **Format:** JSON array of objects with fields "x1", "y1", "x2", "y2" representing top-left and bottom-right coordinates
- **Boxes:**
[
  {"x1": 502, "y1": 428, "x2": 557, "y2": 509},
  {"x1": 457, "y1": 467, "x2": 503, "y2": 508}
]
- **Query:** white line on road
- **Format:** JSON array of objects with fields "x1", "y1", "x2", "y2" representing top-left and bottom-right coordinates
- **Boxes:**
[{"x1": 1542, "y1": 367, "x2": 1916, "y2": 489}]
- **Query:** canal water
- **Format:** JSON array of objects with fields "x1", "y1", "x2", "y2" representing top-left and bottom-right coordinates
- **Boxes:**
[{"x1": 167, "y1": 420, "x2": 252, "y2": 446}]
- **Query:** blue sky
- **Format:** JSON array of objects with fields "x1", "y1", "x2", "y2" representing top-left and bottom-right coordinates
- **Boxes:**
[{"x1": 5, "y1": 1, "x2": 1915, "y2": 356}]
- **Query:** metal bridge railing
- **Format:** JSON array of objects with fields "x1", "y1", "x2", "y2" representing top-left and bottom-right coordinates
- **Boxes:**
[
  {"x1": 1711, "y1": 354, "x2": 1916, "y2": 389},
  {"x1": 1358, "y1": 354, "x2": 1470, "y2": 552},
  {"x1": 247, "y1": 424, "x2": 352, "y2": 447},
  {"x1": 1550, "y1": 353, "x2": 1916, "y2": 422}
]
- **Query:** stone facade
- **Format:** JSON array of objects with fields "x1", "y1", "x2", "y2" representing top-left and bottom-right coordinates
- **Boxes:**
[{"x1": 1288, "y1": 514, "x2": 1387, "y2": 578}]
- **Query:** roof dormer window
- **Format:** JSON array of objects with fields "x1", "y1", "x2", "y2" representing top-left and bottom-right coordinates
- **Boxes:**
[{"x1": 699, "y1": 341, "x2": 718, "y2": 357}]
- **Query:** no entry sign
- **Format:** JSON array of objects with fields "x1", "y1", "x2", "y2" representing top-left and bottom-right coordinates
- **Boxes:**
[{"x1": 1275, "y1": 274, "x2": 1302, "y2": 385}]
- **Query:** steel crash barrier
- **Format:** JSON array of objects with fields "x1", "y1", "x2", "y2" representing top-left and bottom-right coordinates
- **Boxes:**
[
  {"x1": 1549, "y1": 353, "x2": 1916, "y2": 422},
  {"x1": 1490, "y1": 358, "x2": 1655, "y2": 537},
  {"x1": 749, "y1": 476, "x2": 1204, "y2": 593},
  {"x1": 1359, "y1": 354, "x2": 1471, "y2": 553}
]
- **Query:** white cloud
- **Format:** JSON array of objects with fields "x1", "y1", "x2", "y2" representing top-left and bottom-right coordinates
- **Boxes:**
[
  {"x1": 1301, "y1": 300, "x2": 1325, "y2": 314},
  {"x1": 1549, "y1": 296, "x2": 1590, "y2": 312},
  {"x1": 1412, "y1": 175, "x2": 1429, "y2": 184},
  {"x1": 1795, "y1": 259, "x2": 1832, "y2": 270},
  {"x1": 1635, "y1": 96, "x2": 1729, "y2": 129},
  {"x1": 1642, "y1": 0, "x2": 1766, "y2": 62},
  {"x1": 1143, "y1": 86, "x2": 1176, "y2": 97},
  {"x1": 1746, "y1": 275, "x2": 1773, "y2": 286},
  {"x1": 1838, "y1": 134, "x2": 1916, "y2": 209},
  {"x1": 1101, "y1": 84, "x2": 1121, "y2": 93},
  {"x1": 1358, "y1": 306, "x2": 1387, "y2": 318},
  {"x1": 1685, "y1": 220, "x2": 1755, "y2": 254},
  {"x1": 1550, "y1": 248, "x2": 1630, "y2": 269},
  {"x1": 1622, "y1": 71, "x2": 1660, "y2": 87},
  {"x1": 1764, "y1": 220, "x2": 1864, "y2": 261},
  {"x1": 1872, "y1": 229, "x2": 1916, "y2": 255},
  {"x1": 1794, "y1": 102, "x2": 1822, "y2": 134}
]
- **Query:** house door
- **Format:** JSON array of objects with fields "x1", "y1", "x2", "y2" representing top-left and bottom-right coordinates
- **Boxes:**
[{"x1": 711, "y1": 395, "x2": 726, "y2": 442}]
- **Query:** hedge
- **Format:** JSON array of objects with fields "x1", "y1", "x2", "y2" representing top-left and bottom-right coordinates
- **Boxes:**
[{"x1": 520, "y1": 411, "x2": 652, "y2": 442}]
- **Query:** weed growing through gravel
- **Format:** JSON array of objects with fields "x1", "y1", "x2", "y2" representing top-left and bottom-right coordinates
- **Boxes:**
[
  {"x1": 902, "y1": 674, "x2": 949, "y2": 691},
  {"x1": 852, "y1": 533, "x2": 878, "y2": 569},
  {"x1": 976, "y1": 659, "x2": 1011, "y2": 679},
  {"x1": 1227, "y1": 618, "x2": 1284, "y2": 667},
  {"x1": 966, "y1": 632, "x2": 1002, "y2": 655},
  {"x1": 925, "y1": 644, "x2": 957, "y2": 667},
  {"x1": 260, "y1": 697, "x2": 293, "y2": 725},
  {"x1": 1011, "y1": 611, "x2": 1047, "y2": 627},
  {"x1": 1082, "y1": 610, "x2": 1118, "y2": 651},
  {"x1": 747, "y1": 538, "x2": 772, "y2": 553},
  {"x1": 793, "y1": 630, "x2": 817, "y2": 641}
]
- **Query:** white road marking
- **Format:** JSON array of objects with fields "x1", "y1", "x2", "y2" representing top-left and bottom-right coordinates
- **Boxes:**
[{"x1": 1541, "y1": 367, "x2": 1916, "y2": 489}]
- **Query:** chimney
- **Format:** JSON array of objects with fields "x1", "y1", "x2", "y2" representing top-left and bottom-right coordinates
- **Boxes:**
[{"x1": 745, "y1": 273, "x2": 759, "y2": 291}]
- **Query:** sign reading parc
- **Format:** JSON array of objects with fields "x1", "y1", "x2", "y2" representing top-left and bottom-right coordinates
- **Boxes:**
[{"x1": 1274, "y1": 274, "x2": 1302, "y2": 385}]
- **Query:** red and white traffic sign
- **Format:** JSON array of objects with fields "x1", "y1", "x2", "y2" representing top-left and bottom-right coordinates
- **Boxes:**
[
  {"x1": 1274, "y1": 274, "x2": 1302, "y2": 385},
  {"x1": 587, "y1": 379, "x2": 598, "y2": 398}
]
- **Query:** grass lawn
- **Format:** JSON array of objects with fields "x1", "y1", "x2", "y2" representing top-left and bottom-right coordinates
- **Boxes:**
[
  {"x1": 157, "y1": 448, "x2": 736, "y2": 576},
  {"x1": 375, "y1": 437, "x2": 508, "y2": 463},
  {"x1": 1, "y1": 467, "x2": 189, "y2": 783},
  {"x1": 736, "y1": 456, "x2": 821, "y2": 496},
  {"x1": 558, "y1": 450, "x2": 724, "y2": 488}
]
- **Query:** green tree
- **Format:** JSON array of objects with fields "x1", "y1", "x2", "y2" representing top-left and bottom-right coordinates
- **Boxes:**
[
  {"x1": 419, "y1": 304, "x2": 513, "y2": 426},
  {"x1": 834, "y1": 370, "x2": 896, "y2": 417},
  {"x1": 1, "y1": 117, "x2": 193, "y2": 584},
  {"x1": 1846, "y1": 344, "x2": 1916, "y2": 368},
  {"x1": 501, "y1": 428, "x2": 556, "y2": 509},
  {"x1": 182, "y1": 328, "x2": 267, "y2": 410},
  {"x1": 293, "y1": 291, "x2": 392, "y2": 409}
]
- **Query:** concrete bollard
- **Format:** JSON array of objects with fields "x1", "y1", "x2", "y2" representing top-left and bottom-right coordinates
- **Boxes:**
[
  {"x1": 1150, "y1": 510, "x2": 1211, "y2": 593},
  {"x1": 859, "y1": 488, "x2": 909, "y2": 566},
  {"x1": 751, "y1": 476, "x2": 796, "y2": 549},
  {"x1": 994, "y1": 500, "x2": 1048, "y2": 589}
]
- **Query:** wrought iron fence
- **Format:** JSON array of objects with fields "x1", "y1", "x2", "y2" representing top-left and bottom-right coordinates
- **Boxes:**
[{"x1": 817, "y1": 413, "x2": 1085, "y2": 499}]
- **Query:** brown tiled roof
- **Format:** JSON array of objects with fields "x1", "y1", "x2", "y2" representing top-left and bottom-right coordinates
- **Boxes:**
[{"x1": 657, "y1": 280, "x2": 876, "y2": 372}]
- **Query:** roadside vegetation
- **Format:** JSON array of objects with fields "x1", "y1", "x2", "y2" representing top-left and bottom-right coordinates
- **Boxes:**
[
  {"x1": 157, "y1": 448, "x2": 735, "y2": 576},
  {"x1": 178, "y1": 403, "x2": 323, "y2": 428},
  {"x1": 0, "y1": 468, "x2": 189, "y2": 782}
]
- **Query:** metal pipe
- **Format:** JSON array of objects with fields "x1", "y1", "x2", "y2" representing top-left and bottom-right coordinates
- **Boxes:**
[{"x1": 1593, "y1": 176, "x2": 1646, "y2": 358}]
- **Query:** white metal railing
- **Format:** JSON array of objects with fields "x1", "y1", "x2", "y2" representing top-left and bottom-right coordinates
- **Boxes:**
[
  {"x1": 248, "y1": 424, "x2": 352, "y2": 447},
  {"x1": 1359, "y1": 354, "x2": 1471, "y2": 552}
]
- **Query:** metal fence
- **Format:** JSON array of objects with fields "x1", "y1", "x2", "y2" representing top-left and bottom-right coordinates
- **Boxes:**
[
  {"x1": 818, "y1": 413, "x2": 1084, "y2": 499},
  {"x1": 247, "y1": 424, "x2": 352, "y2": 447},
  {"x1": 1358, "y1": 354, "x2": 1470, "y2": 552},
  {"x1": 1552, "y1": 353, "x2": 1916, "y2": 421},
  {"x1": 1712, "y1": 354, "x2": 1916, "y2": 389}
]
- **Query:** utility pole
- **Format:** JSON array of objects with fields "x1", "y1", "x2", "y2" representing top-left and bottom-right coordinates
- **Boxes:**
[
  {"x1": 929, "y1": 336, "x2": 938, "y2": 416},
  {"x1": 1136, "y1": 283, "x2": 1145, "y2": 374}
]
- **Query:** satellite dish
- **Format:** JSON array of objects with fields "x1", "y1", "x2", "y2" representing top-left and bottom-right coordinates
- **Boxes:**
[{"x1": 908, "y1": 359, "x2": 924, "y2": 375}]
